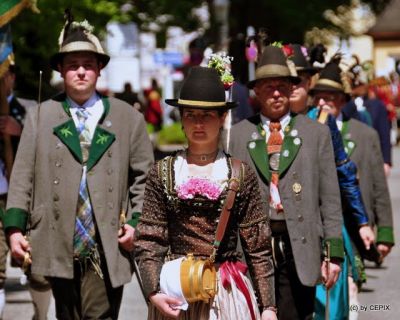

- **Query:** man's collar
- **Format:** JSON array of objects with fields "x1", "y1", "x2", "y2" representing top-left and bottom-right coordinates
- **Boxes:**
[
  {"x1": 67, "y1": 92, "x2": 100, "y2": 110},
  {"x1": 260, "y1": 112, "x2": 291, "y2": 128}
]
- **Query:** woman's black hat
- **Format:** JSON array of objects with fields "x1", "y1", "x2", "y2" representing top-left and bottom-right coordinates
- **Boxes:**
[
  {"x1": 165, "y1": 66, "x2": 237, "y2": 110},
  {"x1": 247, "y1": 45, "x2": 300, "y2": 89}
]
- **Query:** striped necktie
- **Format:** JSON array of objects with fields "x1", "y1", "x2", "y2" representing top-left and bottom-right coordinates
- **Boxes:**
[{"x1": 73, "y1": 109, "x2": 96, "y2": 257}]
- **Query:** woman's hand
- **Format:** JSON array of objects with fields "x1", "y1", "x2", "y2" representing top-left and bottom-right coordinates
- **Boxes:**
[
  {"x1": 149, "y1": 292, "x2": 183, "y2": 319},
  {"x1": 261, "y1": 309, "x2": 278, "y2": 320}
]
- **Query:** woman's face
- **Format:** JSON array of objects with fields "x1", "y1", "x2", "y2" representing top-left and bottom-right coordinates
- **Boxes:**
[{"x1": 181, "y1": 108, "x2": 226, "y2": 146}]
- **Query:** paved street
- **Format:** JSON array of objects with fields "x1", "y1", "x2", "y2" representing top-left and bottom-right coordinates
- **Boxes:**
[{"x1": 2, "y1": 147, "x2": 400, "y2": 320}]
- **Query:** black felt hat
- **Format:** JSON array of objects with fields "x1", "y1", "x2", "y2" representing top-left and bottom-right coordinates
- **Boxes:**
[
  {"x1": 247, "y1": 45, "x2": 300, "y2": 89},
  {"x1": 309, "y1": 59, "x2": 351, "y2": 100},
  {"x1": 290, "y1": 44, "x2": 318, "y2": 76},
  {"x1": 50, "y1": 19, "x2": 110, "y2": 71},
  {"x1": 165, "y1": 66, "x2": 237, "y2": 110}
]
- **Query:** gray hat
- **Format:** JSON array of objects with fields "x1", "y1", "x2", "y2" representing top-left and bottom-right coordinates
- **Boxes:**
[{"x1": 50, "y1": 19, "x2": 110, "y2": 71}]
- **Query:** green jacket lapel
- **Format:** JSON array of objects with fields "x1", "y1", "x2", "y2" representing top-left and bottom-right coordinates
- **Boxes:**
[
  {"x1": 87, "y1": 127, "x2": 115, "y2": 171},
  {"x1": 341, "y1": 120, "x2": 356, "y2": 157},
  {"x1": 278, "y1": 135, "x2": 302, "y2": 176},
  {"x1": 278, "y1": 115, "x2": 301, "y2": 176},
  {"x1": 87, "y1": 97, "x2": 115, "y2": 171},
  {"x1": 53, "y1": 119, "x2": 82, "y2": 163},
  {"x1": 247, "y1": 139, "x2": 271, "y2": 182}
]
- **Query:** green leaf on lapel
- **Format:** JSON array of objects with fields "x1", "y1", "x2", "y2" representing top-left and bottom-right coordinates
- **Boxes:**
[
  {"x1": 87, "y1": 127, "x2": 115, "y2": 171},
  {"x1": 96, "y1": 133, "x2": 109, "y2": 145},
  {"x1": 53, "y1": 119, "x2": 82, "y2": 163},
  {"x1": 60, "y1": 126, "x2": 73, "y2": 137}
]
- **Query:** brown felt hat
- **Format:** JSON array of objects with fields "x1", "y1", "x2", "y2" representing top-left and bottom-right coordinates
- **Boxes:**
[{"x1": 247, "y1": 45, "x2": 300, "y2": 88}]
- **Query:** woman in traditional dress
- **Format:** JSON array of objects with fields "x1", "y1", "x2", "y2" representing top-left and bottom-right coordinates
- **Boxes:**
[{"x1": 135, "y1": 66, "x2": 277, "y2": 320}]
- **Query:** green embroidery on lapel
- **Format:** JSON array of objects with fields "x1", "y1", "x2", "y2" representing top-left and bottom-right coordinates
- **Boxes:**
[
  {"x1": 340, "y1": 121, "x2": 356, "y2": 157},
  {"x1": 96, "y1": 133, "x2": 109, "y2": 145},
  {"x1": 247, "y1": 139, "x2": 271, "y2": 181},
  {"x1": 53, "y1": 119, "x2": 82, "y2": 163},
  {"x1": 87, "y1": 127, "x2": 115, "y2": 171},
  {"x1": 60, "y1": 125, "x2": 73, "y2": 137}
]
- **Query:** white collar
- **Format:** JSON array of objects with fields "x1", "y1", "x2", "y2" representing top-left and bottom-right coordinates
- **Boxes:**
[
  {"x1": 67, "y1": 92, "x2": 100, "y2": 110},
  {"x1": 260, "y1": 112, "x2": 291, "y2": 131}
]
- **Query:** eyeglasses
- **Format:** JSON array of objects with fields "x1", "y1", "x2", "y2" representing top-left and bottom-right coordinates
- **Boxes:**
[{"x1": 312, "y1": 94, "x2": 338, "y2": 103}]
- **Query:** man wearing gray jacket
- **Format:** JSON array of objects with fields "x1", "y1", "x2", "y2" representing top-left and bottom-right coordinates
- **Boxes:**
[
  {"x1": 3, "y1": 18, "x2": 153, "y2": 319},
  {"x1": 230, "y1": 45, "x2": 344, "y2": 320}
]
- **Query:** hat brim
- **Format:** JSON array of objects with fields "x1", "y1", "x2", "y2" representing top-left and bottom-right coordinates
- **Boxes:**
[
  {"x1": 50, "y1": 51, "x2": 110, "y2": 71},
  {"x1": 165, "y1": 99, "x2": 237, "y2": 110},
  {"x1": 296, "y1": 67, "x2": 318, "y2": 76},
  {"x1": 247, "y1": 75, "x2": 301, "y2": 89},
  {"x1": 309, "y1": 84, "x2": 351, "y2": 101}
]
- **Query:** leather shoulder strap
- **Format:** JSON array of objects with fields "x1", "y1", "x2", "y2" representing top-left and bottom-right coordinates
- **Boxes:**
[{"x1": 212, "y1": 158, "x2": 242, "y2": 259}]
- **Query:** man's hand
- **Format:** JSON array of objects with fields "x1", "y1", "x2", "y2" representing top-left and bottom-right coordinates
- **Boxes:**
[
  {"x1": 321, "y1": 261, "x2": 341, "y2": 290},
  {"x1": 118, "y1": 224, "x2": 135, "y2": 252},
  {"x1": 8, "y1": 229, "x2": 31, "y2": 265},
  {"x1": 383, "y1": 163, "x2": 391, "y2": 177},
  {"x1": 359, "y1": 225, "x2": 375, "y2": 250},
  {"x1": 0, "y1": 115, "x2": 22, "y2": 136},
  {"x1": 261, "y1": 309, "x2": 278, "y2": 320},
  {"x1": 377, "y1": 243, "x2": 392, "y2": 259},
  {"x1": 149, "y1": 293, "x2": 182, "y2": 319}
]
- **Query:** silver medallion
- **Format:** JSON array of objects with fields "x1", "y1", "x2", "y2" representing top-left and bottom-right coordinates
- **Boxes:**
[
  {"x1": 290, "y1": 129, "x2": 298, "y2": 137},
  {"x1": 269, "y1": 153, "x2": 280, "y2": 171},
  {"x1": 283, "y1": 149, "x2": 289, "y2": 157},
  {"x1": 249, "y1": 141, "x2": 256, "y2": 149},
  {"x1": 105, "y1": 120, "x2": 112, "y2": 128},
  {"x1": 251, "y1": 132, "x2": 259, "y2": 140}
]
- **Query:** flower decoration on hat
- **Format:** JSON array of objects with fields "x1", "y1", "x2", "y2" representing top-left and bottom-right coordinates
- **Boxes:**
[
  {"x1": 207, "y1": 52, "x2": 234, "y2": 90},
  {"x1": 282, "y1": 44, "x2": 294, "y2": 59}
]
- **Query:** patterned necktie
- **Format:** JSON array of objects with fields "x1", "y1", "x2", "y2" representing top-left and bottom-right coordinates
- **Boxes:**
[
  {"x1": 267, "y1": 121, "x2": 284, "y2": 212},
  {"x1": 73, "y1": 109, "x2": 96, "y2": 257}
]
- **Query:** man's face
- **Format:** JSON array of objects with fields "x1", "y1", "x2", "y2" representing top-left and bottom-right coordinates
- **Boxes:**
[
  {"x1": 312, "y1": 91, "x2": 346, "y2": 118},
  {"x1": 290, "y1": 72, "x2": 311, "y2": 114},
  {"x1": 59, "y1": 52, "x2": 101, "y2": 104},
  {"x1": 253, "y1": 77, "x2": 292, "y2": 120}
]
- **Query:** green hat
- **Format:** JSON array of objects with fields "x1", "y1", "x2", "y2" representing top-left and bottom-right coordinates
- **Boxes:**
[
  {"x1": 165, "y1": 66, "x2": 237, "y2": 110},
  {"x1": 247, "y1": 45, "x2": 300, "y2": 89},
  {"x1": 50, "y1": 19, "x2": 110, "y2": 71}
]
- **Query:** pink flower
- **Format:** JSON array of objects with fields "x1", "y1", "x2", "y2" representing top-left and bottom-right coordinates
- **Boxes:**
[{"x1": 176, "y1": 178, "x2": 222, "y2": 200}]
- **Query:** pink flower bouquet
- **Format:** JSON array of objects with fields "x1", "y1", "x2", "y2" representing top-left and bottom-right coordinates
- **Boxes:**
[{"x1": 176, "y1": 178, "x2": 222, "y2": 200}]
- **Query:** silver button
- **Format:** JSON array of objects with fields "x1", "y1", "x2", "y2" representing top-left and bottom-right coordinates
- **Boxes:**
[
  {"x1": 298, "y1": 214, "x2": 303, "y2": 222},
  {"x1": 55, "y1": 161, "x2": 61, "y2": 167},
  {"x1": 54, "y1": 178, "x2": 60, "y2": 185},
  {"x1": 56, "y1": 142, "x2": 62, "y2": 149},
  {"x1": 301, "y1": 237, "x2": 306, "y2": 244},
  {"x1": 108, "y1": 150, "x2": 112, "y2": 157},
  {"x1": 53, "y1": 194, "x2": 59, "y2": 201},
  {"x1": 108, "y1": 186, "x2": 113, "y2": 192}
]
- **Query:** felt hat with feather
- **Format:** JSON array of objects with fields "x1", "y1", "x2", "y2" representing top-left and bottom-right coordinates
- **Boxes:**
[
  {"x1": 309, "y1": 54, "x2": 352, "y2": 100},
  {"x1": 165, "y1": 66, "x2": 237, "y2": 110},
  {"x1": 247, "y1": 45, "x2": 300, "y2": 89},
  {"x1": 289, "y1": 44, "x2": 318, "y2": 76},
  {"x1": 50, "y1": 11, "x2": 110, "y2": 71}
]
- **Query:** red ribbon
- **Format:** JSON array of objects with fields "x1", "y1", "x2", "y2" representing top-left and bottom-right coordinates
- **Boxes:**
[{"x1": 219, "y1": 261, "x2": 256, "y2": 320}]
